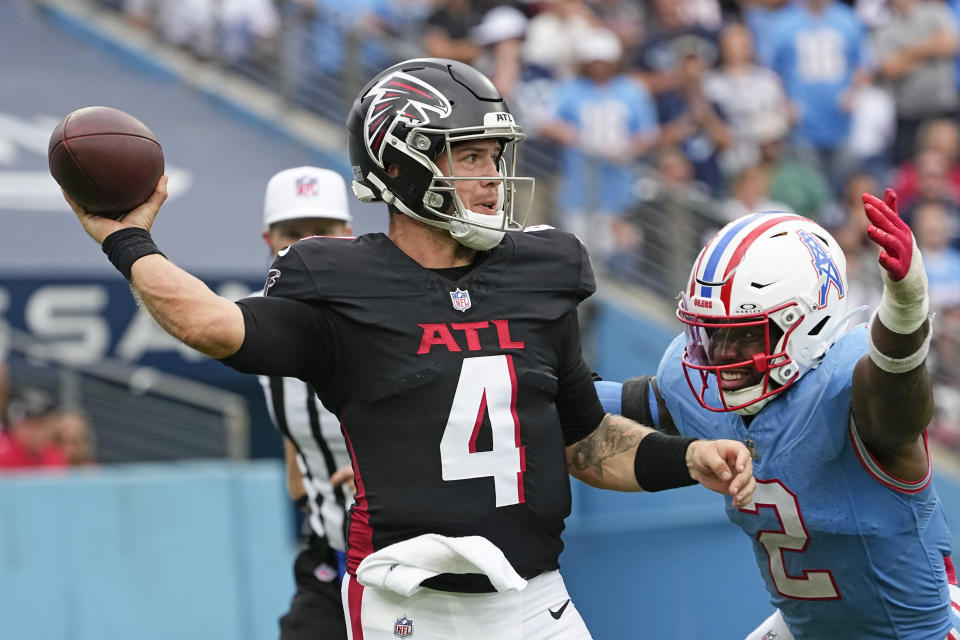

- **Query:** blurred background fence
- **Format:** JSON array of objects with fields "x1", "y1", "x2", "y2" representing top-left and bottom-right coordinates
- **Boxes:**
[{"x1": 6, "y1": 327, "x2": 249, "y2": 462}]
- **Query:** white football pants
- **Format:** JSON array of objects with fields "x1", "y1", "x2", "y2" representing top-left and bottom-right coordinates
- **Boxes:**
[{"x1": 342, "y1": 569, "x2": 592, "y2": 640}]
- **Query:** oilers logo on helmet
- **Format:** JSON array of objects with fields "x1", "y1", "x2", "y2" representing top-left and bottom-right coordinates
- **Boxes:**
[{"x1": 797, "y1": 229, "x2": 845, "y2": 309}]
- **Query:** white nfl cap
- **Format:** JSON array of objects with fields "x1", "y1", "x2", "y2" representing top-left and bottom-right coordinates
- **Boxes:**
[
  {"x1": 471, "y1": 6, "x2": 527, "y2": 46},
  {"x1": 576, "y1": 28, "x2": 622, "y2": 63},
  {"x1": 263, "y1": 166, "x2": 352, "y2": 228}
]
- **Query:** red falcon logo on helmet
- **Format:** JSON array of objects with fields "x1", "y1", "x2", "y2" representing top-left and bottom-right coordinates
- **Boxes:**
[{"x1": 363, "y1": 71, "x2": 452, "y2": 166}]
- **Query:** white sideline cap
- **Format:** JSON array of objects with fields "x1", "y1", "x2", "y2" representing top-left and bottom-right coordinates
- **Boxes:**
[
  {"x1": 576, "y1": 29, "x2": 622, "y2": 63},
  {"x1": 263, "y1": 166, "x2": 352, "y2": 228}
]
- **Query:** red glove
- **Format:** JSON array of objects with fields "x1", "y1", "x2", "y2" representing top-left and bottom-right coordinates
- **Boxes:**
[
  {"x1": 862, "y1": 189, "x2": 913, "y2": 282},
  {"x1": 861, "y1": 188, "x2": 928, "y2": 335}
]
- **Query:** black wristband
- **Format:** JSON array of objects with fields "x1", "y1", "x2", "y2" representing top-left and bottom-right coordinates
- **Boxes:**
[
  {"x1": 633, "y1": 431, "x2": 698, "y2": 492},
  {"x1": 101, "y1": 228, "x2": 164, "y2": 280}
]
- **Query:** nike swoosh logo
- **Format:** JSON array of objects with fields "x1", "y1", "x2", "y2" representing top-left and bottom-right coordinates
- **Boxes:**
[{"x1": 549, "y1": 599, "x2": 571, "y2": 620}]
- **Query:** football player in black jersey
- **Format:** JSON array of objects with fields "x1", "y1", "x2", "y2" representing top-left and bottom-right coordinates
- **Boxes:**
[{"x1": 65, "y1": 58, "x2": 756, "y2": 639}]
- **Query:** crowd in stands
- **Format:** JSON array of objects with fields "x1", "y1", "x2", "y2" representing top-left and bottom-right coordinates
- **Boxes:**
[
  {"x1": 88, "y1": 0, "x2": 960, "y2": 443},
  {"x1": 0, "y1": 385, "x2": 97, "y2": 471},
  {"x1": 0, "y1": 324, "x2": 97, "y2": 471}
]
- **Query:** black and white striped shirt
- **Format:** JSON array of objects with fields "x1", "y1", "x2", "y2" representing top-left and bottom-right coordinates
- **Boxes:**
[{"x1": 260, "y1": 375, "x2": 352, "y2": 551}]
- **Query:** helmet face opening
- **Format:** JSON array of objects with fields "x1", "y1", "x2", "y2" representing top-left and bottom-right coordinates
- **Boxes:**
[
  {"x1": 678, "y1": 301, "x2": 795, "y2": 413},
  {"x1": 676, "y1": 212, "x2": 853, "y2": 415},
  {"x1": 416, "y1": 124, "x2": 535, "y2": 234}
]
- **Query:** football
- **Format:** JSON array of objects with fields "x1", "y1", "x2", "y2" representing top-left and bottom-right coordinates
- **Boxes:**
[{"x1": 48, "y1": 106, "x2": 164, "y2": 219}]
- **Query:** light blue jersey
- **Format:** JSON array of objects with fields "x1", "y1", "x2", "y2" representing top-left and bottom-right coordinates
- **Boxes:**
[
  {"x1": 653, "y1": 326, "x2": 955, "y2": 639},
  {"x1": 552, "y1": 76, "x2": 658, "y2": 216},
  {"x1": 769, "y1": 2, "x2": 865, "y2": 148}
]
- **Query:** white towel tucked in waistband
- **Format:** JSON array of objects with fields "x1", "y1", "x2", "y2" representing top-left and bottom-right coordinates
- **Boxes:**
[{"x1": 355, "y1": 534, "x2": 528, "y2": 597}]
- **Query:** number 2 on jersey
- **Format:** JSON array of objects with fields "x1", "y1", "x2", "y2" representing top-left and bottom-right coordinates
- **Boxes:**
[
  {"x1": 740, "y1": 480, "x2": 840, "y2": 600},
  {"x1": 440, "y1": 355, "x2": 525, "y2": 507}
]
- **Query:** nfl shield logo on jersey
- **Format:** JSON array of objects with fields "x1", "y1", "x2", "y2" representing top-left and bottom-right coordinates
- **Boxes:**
[
  {"x1": 394, "y1": 615, "x2": 414, "y2": 637},
  {"x1": 450, "y1": 288, "x2": 471, "y2": 312}
]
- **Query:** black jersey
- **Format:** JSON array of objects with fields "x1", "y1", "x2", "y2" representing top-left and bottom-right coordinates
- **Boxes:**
[{"x1": 224, "y1": 229, "x2": 604, "y2": 584}]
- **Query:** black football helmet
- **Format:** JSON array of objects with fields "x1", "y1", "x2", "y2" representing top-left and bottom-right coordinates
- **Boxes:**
[{"x1": 347, "y1": 58, "x2": 534, "y2": 250}]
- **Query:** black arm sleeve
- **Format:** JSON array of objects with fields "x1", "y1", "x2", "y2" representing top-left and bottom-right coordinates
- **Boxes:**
[
  {"x1": 219, "y1": 296, "x2": 340, "y2": 387},
  {"x1": 556, "y1": 311, "x2": 606, "y2": 446}
]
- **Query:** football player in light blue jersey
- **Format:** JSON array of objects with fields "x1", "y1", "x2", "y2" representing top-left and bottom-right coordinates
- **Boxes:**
[{"x1": 600, "y1": 191, "x2": 960, "y2": 639}]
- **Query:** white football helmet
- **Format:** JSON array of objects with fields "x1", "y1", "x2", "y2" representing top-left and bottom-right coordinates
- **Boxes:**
[{"x1": 677, "y1": 213, "x2": 855, "y2": 415}]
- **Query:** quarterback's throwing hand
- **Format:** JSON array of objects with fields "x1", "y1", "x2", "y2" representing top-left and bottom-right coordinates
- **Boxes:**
[
  {"x1": 862, "y1": 189, "x2": 913, "y2": 282},
  {"x1": 686, "y1": 439, "x2": 755, "y2": 507},
  {"x1": 64, "y1": 175, "x2": 168, "y2": 245}
]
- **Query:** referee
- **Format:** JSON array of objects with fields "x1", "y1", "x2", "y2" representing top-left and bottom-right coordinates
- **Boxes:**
[{"x1": 256, "y1": 167, "x2": 354, "y2": 640}]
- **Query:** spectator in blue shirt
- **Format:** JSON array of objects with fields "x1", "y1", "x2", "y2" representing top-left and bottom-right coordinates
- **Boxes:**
[
  {"x1": 768, "y1": 0, "x2": 869, "y2": 193},
  {"x1": 540, "y1": 28, "x2": 659, "y2": 265}
]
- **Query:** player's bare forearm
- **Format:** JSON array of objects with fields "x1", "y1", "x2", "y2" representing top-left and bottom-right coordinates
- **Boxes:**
[
  {"x1": 130, "y1": 254, "x2": 245, "y2": 359},
  {"x1": 64, "y1": 176, "x2": 244, "y2": 359},
  {"x1": 566, "y1": 414, "x2": 648, "y2": 491},
  {"x1": 853, "y1": 319, "x2": 933, "y2": 444}
]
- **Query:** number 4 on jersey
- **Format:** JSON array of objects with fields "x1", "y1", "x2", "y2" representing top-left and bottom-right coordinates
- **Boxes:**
[{"x1": 440, "y1": 355, "x2": 526, "y2": 507}]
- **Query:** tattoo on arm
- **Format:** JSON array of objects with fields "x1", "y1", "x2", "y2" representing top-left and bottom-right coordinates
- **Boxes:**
[{"x1": 569, "y1": 415, "x2": 646, "y2": 479}]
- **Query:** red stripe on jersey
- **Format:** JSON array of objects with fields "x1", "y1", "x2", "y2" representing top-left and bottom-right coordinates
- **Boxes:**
[
  {"x1": 719, "y1": 215, "x2": 805, "y2": 310},
  {"x1": 343, "y1": 424, "x2": 374, "y2": 574},
  {"x1": 849, "y1": 428, "x2": 932, "y2": 494},
  {"x1": 506, "y1": 355, "x2": 526, "y2": 502},
  {"x1": 948, "y1": 556, "x2": 958, "y2": 586},
  {"x1": 348, "y1": 575, "x2": 365, "y2": 639},
  {"x1": 468, "y1": 390, "x2": 488, "y2": 453}
]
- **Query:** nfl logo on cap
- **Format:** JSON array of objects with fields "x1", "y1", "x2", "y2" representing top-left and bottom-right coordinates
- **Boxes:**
[
  {"x1": 296, "y1": 174, "x2": 318, "y2": 196},
  {"x1": 450, "y1": 288, "x2": 471, "y2": 312},
  {"x1": 262, "y1": 166, "x2": 353, "y2": 229},
  {"x1": 394, "y1": 615, "x2": 414, "y2": 637}
]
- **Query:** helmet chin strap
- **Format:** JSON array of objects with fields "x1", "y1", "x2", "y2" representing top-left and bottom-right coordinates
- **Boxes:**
[
  {"x1": 728, "y1": 385, "x2": 772, "y2": 416},
  {"x1": 449, "y1": 208, "x2": 505, "y2": 250},
  {"x1": 449, "y1": 182, "x2": 507, "y2": 251}
]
